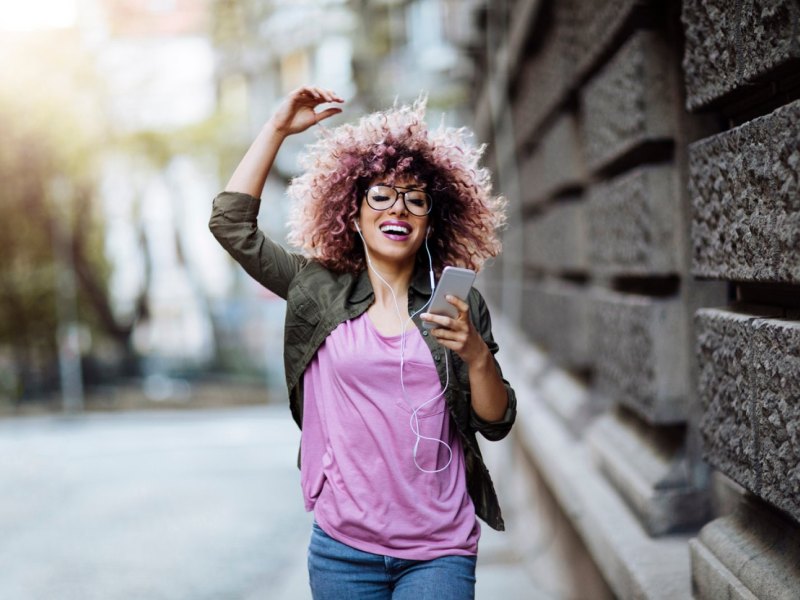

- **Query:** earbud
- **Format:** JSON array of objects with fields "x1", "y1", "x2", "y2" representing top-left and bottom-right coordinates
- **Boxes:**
[
  {"x1": 355, "y1": 219, "x2": 361, "y2": 233},
  {"x1": 426, "y1": 226, "x2": 432, "y2": 237}
]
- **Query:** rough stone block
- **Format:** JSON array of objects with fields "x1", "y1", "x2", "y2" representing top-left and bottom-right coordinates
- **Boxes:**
[
  {"x1": 751, "y1": 318, "x2": 800, "y2": 520},
  {"x1": 513, "y1": 28, "x2": 570, "y2": 146},
  {"x1": 690, "y1": 496, "x2": 800, "y2": 599},
  {"x1": 588, "y1": 165, "x2": 683, "y2": 276},
  {"x1": 740, "y1": 0, "x2": 800, "y2": 80},
  {"x1": 573, "y1": 0, "x2": 647, "y2": 79},
  {"x1": 505, "y1": 0, "x2": 545, "y2": 80},
  {"x1": 587, "y1": 410, "x2": 709, "y2": 536},
  {"x1": 524, "y1": 198, "x2": 588, "y2": 273},
  {"x1": 512, "y1": 0, "x2": 651, "y2": 143},
  {"x1": 591, "y1": 290, "x2": 689, "y2": 424},
  {"x1": 520, "y1": 114, "x2": 585, "y2": 206},
  {"x1": 681, "y1": 0, "x2": 740, "y2": 111},
  {"x1": 695, "y1": 307, "x2": 800, "y2": 523},
  {"x1": 683, "y1": 0, "x2": 800, "y2": 111},
  {"x1": 522, "y1": 280, "x2": 590, "y2": 369},
  {"x1": 552, "y1": 0, "x2": 583, "y2": 82},
  {"x1": 581, "y1": 30, "x2": 675, "y2": 173},
  {"x1": 689, "y1": 100, "x2": 800, "y2": 283},
  {"x1": 695, "y1": 309, "x2": 763, "y2": 491}
]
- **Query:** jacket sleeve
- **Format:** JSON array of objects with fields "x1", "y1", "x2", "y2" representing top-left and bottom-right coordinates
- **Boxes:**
[
  {"x1": 208, "y1": 191, "x2": 307, "y2": 299},
  {"x1": 467, "y1": 289, "x2": 517, "y2": 441}
]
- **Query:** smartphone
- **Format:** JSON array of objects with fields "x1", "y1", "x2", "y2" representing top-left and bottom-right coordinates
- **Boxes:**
[{"x1": 423, "y1": 266, "x2": 476, "y2": 329}]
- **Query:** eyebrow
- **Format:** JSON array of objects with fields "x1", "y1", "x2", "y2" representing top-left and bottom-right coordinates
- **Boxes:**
[{"x1": 374, "y1": 182, "x2": 426, "y2": 190}]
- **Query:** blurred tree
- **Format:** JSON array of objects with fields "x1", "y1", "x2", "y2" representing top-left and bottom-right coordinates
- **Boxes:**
[{"x1": 0, "y1": 31, "x2": 142, "y2": 402}]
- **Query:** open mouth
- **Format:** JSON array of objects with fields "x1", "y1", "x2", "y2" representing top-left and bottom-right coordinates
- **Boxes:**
[{"x1": 379, "y1": 222, "x2": 411, "y2": 237}]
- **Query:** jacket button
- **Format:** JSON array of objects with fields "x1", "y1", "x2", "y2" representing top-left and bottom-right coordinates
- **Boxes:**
[
  {"x1": 422, "y1": 330, "x2": 428, "y2": 337},
  {"x1": 435, "y1": 355, "x2": 441, "y2": 363}
]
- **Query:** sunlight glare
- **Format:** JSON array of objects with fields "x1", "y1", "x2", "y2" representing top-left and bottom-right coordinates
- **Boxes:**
[{"x1": 0, "y1": 0, "x2": 77, "y2": 31}]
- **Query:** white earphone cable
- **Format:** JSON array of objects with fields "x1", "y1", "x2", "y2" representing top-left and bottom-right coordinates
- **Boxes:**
[{"x1": 355, "y1": 221, "x2": 453, "y2": 473}]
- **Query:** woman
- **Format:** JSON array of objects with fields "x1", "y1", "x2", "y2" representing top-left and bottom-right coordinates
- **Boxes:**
[{"x1": 209, "y1": 86, "x2": 516, "y2": 599}]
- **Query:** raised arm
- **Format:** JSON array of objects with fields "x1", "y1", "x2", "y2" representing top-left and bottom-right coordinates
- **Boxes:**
[
  {"x1": 226, "y1": 86, "x2": 344, "y2": 196},
  {"x1": 210, "y1": 86, "x2": 344, "y2": 298}
]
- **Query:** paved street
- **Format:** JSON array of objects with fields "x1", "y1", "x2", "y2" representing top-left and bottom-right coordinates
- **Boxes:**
[{"x1": 0, "y1": 404, "x2": 538, "y2": 599}]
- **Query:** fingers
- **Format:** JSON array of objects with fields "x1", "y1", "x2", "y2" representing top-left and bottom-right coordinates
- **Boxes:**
[
  {"x1": 289, "y1": 86, "x2": 344, "y2": 127},
  {"x1": 446, "y1": 294, "x2": 469, "y2": 316},
  {"x1": 315, "y1": 107, "x2": 343, "y2": 123},
  {"x1": 421, "y1": 294, "x2": 472, "y2": 350},
  {"x1": 428, "y1": 326, "x2": 466, "y2": 342},
  {"x1": 294, "y1": 86, "x2": 344, "y2": 104},
  {"x1": 420, "y1": 312, "x2": 458, "y2": 330},
  {"x1": 422, "y1": 314, "x2": 455, "y2": 331},
  {"x1": 420, "y1": 297, "x2": 486, "y2": 364},
  {"x1": 420, "y1": 296, "x2": 468, "y2": 326}
]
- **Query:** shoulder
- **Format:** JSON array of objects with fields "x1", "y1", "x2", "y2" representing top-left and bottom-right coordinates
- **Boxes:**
[
  {"x1": 288, "y1": 259, "x2": 359, "y2": 306},
  {"x1": 293, "y1": 259, "x2": 342, "y2": 284},
  {"x1": 467, "y1": 286, "x2": 490, "y2": 315},
  {"x1": 467, "y1": 285, "x2": 487, "y2": 304}
]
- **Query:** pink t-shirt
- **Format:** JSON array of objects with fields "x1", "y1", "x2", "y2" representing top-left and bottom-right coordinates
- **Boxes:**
[{"x1": 301, "y1": 312, "x2": 479, "y2": 560}]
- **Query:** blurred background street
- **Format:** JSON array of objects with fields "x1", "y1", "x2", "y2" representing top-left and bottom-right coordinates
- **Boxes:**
[
  {"x1": 0, "y1": 403, "x2": 310, "y2": 599},
  {"x1": 0, "y1": 399, "x2": 544, "y2": 600}
]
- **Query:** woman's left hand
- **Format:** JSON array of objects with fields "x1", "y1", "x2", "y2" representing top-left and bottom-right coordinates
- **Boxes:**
[{"x1": 421, "y1": 296, "x2": 489, "y2": 365}]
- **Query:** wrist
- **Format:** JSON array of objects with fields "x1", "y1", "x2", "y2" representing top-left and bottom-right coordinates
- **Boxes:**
[
  {"x1": 263, "y1": 119, "x2": 289, "y2": 141},
  {"x1": 466, "y1": 342, "x2": 492, "y2": 371}
]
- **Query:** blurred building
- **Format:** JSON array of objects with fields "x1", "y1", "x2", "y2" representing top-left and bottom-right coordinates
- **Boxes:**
[
  {"x1": 470, "y1": 0, "x2": 800, "y2": 597},
  {"x1": 77, "y1": 0, "x2": 221, "y2": 381},
  {"x1": 208, "y1": 0, "x2": 358, "y2": 396},
  {"x1": 348, "y1": 0, "x2": 474, "y2": 117},
  {"x1": 78, "y1": 0, "x2": 355, "y2": 394}
]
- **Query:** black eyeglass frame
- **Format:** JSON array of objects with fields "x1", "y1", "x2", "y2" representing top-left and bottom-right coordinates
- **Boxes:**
[{"x1": 362, "y1": 183, "x2": 433, "y2": 217}]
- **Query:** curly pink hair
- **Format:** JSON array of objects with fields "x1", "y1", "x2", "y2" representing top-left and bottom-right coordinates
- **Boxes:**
[{"x1": 286, "y1": 97, "x2": 506, "y2": 275}]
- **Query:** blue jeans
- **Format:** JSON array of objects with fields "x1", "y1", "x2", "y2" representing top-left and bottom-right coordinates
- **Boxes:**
[{"x1": 307, "y1": 522, "x2": 477, "y2": 599}]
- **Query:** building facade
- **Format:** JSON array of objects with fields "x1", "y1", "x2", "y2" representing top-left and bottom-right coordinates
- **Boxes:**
[{"x1": 470, "y1": 0, "x2": 800, "y2": 597}]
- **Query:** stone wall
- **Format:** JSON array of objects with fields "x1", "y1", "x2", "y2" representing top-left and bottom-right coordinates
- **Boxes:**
[
  {"x1": 696, "y1": 307, "x2": 800, "y2": 521},
  {"x1": 689, "y1": 101, "x2": 800, "y2": 282},
  {"x1": 472, "y1": 0, "x2": 800, "y2": 597}
]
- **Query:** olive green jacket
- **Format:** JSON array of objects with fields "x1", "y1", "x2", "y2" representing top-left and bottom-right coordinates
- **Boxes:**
[{"x1": 209, "y1": 191, "x2": 517, "y2": 531}]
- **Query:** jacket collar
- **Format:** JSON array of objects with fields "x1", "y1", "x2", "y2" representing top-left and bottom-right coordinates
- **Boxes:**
[
  {"x1": 410, "y1": 264, "x2": 434, "y2": 296},
  {"x1": 348, "y1": 263, "x2": 434, "y2": 304},
  {"x1": 348, "y1": 269, "x2": 373, "y2": 304}
]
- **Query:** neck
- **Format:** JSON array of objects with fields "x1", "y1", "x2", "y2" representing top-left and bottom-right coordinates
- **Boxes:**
[{"x1": 365, "y1": 257, "x2": 414, "y2": 307}]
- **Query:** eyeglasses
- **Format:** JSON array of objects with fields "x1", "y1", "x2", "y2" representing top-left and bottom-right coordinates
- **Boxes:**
[{"x1": 364, "y1": 184, "x2": 432, "y2": 217}]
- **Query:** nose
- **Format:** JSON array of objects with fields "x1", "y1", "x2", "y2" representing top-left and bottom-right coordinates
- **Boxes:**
[{"x1": 388, "y1": 192, "x2": 408, "y2": 215}]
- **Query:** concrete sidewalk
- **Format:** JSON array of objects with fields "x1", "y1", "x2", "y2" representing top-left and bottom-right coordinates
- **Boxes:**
[{"x1": 0, "y1": 404, "x2": 540, "y2": 599}]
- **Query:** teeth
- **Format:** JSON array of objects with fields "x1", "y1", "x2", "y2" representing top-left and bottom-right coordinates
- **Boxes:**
[{"x1": 380, "y1": 224, "x2": 410, "y2": 235}]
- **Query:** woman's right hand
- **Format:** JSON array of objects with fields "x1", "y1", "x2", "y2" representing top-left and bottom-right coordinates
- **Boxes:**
[
  {"x1": 224, "y1": 86, "x2": 343, "y2": 196},
  {"x1": 269, "y1": 86, "x2": 344, "y2": 137}
]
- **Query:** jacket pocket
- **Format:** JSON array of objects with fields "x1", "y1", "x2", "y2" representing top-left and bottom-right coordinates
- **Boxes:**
[
  {"x1": 287, "y1": 284, "x2": 321, "y2": 324},
  {"x1": 285, "y1": 284, "x2": 322, "y2": 353}
]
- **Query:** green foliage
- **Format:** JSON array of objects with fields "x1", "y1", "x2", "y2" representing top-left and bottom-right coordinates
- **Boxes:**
[{"x1": 0, "y1": 31, "x2": 111, "y2": 395}]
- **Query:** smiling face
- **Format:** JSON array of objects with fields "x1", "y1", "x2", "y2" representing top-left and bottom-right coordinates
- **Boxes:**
[{"x1": 357, "y1": 173, "x2": 431, "y2": 272}]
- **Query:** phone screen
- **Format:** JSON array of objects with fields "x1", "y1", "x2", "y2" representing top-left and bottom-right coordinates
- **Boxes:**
[{"x1": 423, "y1": 266, "x2": 476, "y2": 329}]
